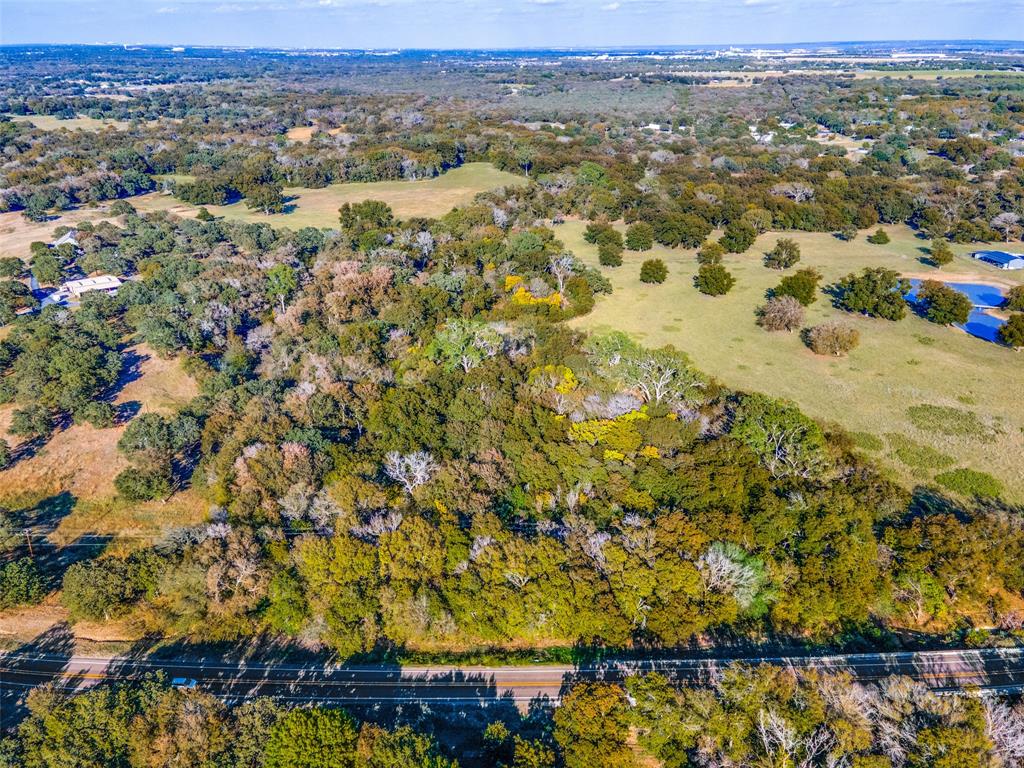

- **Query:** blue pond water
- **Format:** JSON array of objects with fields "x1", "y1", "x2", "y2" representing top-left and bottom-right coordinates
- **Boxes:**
[{"x1": 905, "y1": 279, "x2": 1007, "y2": 342}]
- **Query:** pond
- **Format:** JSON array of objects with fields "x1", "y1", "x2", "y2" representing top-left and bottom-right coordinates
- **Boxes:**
[{"x1": 906, "y1": 279, "x2": 1007, "y2": 343}]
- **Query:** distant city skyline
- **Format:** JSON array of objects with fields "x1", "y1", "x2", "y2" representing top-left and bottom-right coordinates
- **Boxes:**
[{"x1": 3, "y1": 0, "x2": 1023, "y2": 49}]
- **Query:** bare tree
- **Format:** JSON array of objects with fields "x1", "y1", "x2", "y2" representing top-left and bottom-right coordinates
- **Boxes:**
[
  {"x1": 697, "y1": 542, "x2": 761, "y2": 607},
  {"x1": 383, "y1": 451, "x2": 438, "y2": 493},
  {"x1": 771, "y1": 182, "x2": 815, "y2": 203},
  {"x1": 350, "y1": 510, "x2": 404, "y2": 542},
  {"x1": 757, "y1": 296, "x2": 805, "y2": 333},
  {"x1": 983, "y1": 697, "x2": 1024, "y2": 764},
  {"x1": 548, "y1": 254, "x2": 575, "y2": 307},
  {"x1": 991, "y1": 212, "x2": 1021, "y2": 243},
  {"x1": 621, "y1": 349, "x2": 705, "y2": 407}
]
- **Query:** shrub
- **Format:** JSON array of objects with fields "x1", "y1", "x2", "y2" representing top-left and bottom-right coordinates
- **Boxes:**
[
  {"x1": 61, "y1": 554, "x2": 161, "y2": 621},
  {"x1": 640, "y1": 259, "x2": 668, "y2": 284},
  {"x1": 836, "y1": 225, "x2": 858, "y2": 241},
  {"x1": 906, "y1": 404, "x2": 990, "y2": 438},
  {"x1": 114, "y1": 468, "x2": 171, "y2": 501},
  {"x1": 109, "y1": 200, "x2": 136, "y2": 217},
  {"x1": 583, "y1": 222, "x2": 623, "y2": 249},
  {"x1": 696, "y1": 241, "x2": 725, "y2": 265},
  {"x1": 0, "y1": 438, "x2": 9, "y2": 470},
  {"x1": 598, "y1": 241, "x2": 623, "y2": 267},
  {"x1": 935, "y1": 468, "x2": 1003, "y2": 499},
  {"x1": 866, "y1": 228, "x2": 890, "y2": 244},
  {"x1": 849, "y1": 432, "x2": 884, "y2": 452},
  {"x1": 930, "y1": 239, "x2": 954, "y2": 268},
  {"x1": 756, "y1": 296, "x2": 804, "y2": 332},
  {"x1": 0, "y1": 558, "x2": 45, "y2": 609},
  {"x1": 806, "y1": 322, "x2": 860, "y2": 356},
  {"x1": 694, "y1": 264, "x2": 735, "y2": 295},
  {"x1": 773, "y1": 267, "x2": 822, "y2": 306},
  {"x1": 833, "y1": 268, "x2": 910, "y2": 320},
  {"x1": 624, "y1": 222, "x2": 654, "y2": 251},
  {"x1": 999, "y1": 313, "x2": 1024, "y2": 348},
  {"x1": 196, "y1": 207, "x2": 215, "y2": 222},
  {"x1": 885, "y1": 434, "x2": 955, "y2": 470},
  {"x1": 763, "y1": 238, "x2": 800, "y2": 269}
]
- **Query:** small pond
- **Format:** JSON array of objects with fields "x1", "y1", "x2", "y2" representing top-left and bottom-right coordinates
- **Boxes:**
[{"x1": 906, "y1": 279, "x2": 1007, "y2": 343}]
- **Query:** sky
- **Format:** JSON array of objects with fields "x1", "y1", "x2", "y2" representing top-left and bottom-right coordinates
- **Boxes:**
[{"x1": 1, "y1": 0, "x2": 1022, "y2": 49}]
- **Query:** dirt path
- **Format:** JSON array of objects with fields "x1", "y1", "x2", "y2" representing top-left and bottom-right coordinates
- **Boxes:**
[{"x1": 900, "y1": 270, "x2": 1020, "y2": 290}]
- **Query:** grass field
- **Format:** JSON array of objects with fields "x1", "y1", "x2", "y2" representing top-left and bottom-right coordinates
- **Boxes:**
[
  {"x1": 136, "y1": 162, "x2": 527, "y2": 225},
  {"x1": 563, "y1": 221, "x2": 1024, "y2": 500},
  {"x1": 7, "y1": 114, "x2": 130, "y2": 131},
  {"x1": 0, "y1": 344, "x2": 204, "y2": 534},
  {"x1": 0, "y1": 205, "x2": 119, "y2": 261}
]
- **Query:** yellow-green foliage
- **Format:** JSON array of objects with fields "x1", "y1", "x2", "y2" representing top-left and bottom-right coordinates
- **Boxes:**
[
  {"x1": 511, "y1": 286, "x2": 562, "y2": 307},
  {"x1": 529, "y1": 364, "x2": 579, "y2": 394},
  {"x1": 569, "y1": 409, "x2": 648, "y2": 455}
]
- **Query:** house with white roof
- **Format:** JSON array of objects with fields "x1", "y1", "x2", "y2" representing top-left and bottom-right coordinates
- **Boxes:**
[{"x1": 62, "y1": 275, "x2": 123, "y2": 298}]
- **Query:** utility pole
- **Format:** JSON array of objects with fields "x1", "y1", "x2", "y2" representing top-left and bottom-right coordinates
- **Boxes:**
[{"x1": 24, "y1": 528, "x2": 34, "y2": 558}]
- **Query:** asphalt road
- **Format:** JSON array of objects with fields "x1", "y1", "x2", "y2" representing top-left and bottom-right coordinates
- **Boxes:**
[{"x1": 3, "y1": 647, "x2": 1023, "y2": 716}]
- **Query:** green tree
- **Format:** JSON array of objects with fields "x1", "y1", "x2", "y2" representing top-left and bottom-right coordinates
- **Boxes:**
[
  {"x1": 654, "y1": 213, "x2": 711, "y2": 249},
  {"x1": 30, "y1": 249, "x2": 62, "y2": 286},
  {"x1": 696, "y1": 240, "x2": 725, "y2": 265},
  {"x1": 731, "y1": 393, "x2": 826, "y2": 478},
  {"x1": 9, "y1": 405, "x2": 52, "y2": 441},
  {"x1": 0, "y1": 257, "x2": 25, "y2": 278},
  {"x1": 553, "y1": 682, "x2": 635, "y2": 768},
  {"x1": 1004, "y1": 285, "x2": 1024, "y2": 312},
  {"x1": 0, "y1": 280, "x2": 36, "y2": 324},
  {"x1": 763, "y1": 238, "x2": 800, "y2": 269},
  {"x1": 246, "y1": 183, "x2": 286, "y2": 215},
  {"x1": 359, "y1": 725, "x2": 457, "y2": 768},
  {"x1": 833, "y1": 267, "x2": 911, "y2": 320},
  {"x1": 772, "y1": 267, "x2": 821, "y2": 306},
  {"x1": 640, "y1": 259, "x2": 668, "y2": 284},
  {"x1": 264, "y1": 708, "x2": 358, "y2": 768},
  {"x1": 916, "y1": 280, "x2": 971, "y2": 326},
  {"x1": 930, "y1": 239, "x2": 955, "y2": 268},
  {"x1": 266, "y1": 264, "x2": 298, "y2": 313},
  {"x1": 718, "y1": 220, "x2": 757, "y2": 253},
  {"x1": 693, "y1": 263, "x2": 734, "y2": 295},
  {"x1": 598, "y1": 241, "x2": 623, "y2": 267},
  {"x1": 624, "y1": 222, "x2": 654, "y2": 251},
  {"x1": 999, "y1": 313, "x2": 1024, "y2": 348}
]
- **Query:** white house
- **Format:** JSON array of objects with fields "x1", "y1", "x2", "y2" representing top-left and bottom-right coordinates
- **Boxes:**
[
  {"x1": 51, "y1": 230, "x2": 79, "y2": 249},
  {"x1": 62, "y1": 275, "x2": 123, "y2": 298}
]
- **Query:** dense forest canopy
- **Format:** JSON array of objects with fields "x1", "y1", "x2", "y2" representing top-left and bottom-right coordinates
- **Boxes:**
[{"x1": 1, "y1": 44, "x2": 1023, "y2": 768}]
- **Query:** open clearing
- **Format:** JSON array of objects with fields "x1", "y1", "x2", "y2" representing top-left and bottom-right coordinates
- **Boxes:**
[
  {"x1": 135, "y1": 162, "x2": 527, "y2": 225},
  {"x1": 0, "y1": 344, "x2": 205, "y2": 540},
  {"x1": 0, "y1": 205, "x2": 119, "y2": 261},
  {"x1": 7, "y1": 114, "x2": 130, "y2": 131},
  {"x1": 564, "y1": 221, "x2": 1024, "y2": 500}
]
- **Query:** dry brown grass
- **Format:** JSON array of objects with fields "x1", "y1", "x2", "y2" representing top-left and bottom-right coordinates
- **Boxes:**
[
  {"x1": 0, "y1": 205, "x2": 120, "y2": 261},
  {"x1": 0, "y1": 344, "x2": 199, "y2": 505}
]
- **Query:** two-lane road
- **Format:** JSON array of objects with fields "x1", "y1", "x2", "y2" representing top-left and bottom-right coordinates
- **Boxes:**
[{"x1": 2, "y1": 647, "x2": 1023, "y2": 717}]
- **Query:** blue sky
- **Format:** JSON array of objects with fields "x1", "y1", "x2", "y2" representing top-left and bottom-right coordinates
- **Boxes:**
[{"x1": 2, "y1": 0, "x2": 1021, "y2": 48}]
